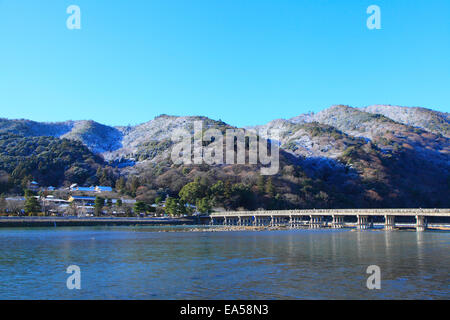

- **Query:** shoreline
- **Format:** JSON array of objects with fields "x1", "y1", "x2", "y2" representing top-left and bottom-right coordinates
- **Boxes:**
[
  {"x1": 0, "y1": 217, "x2": 449, "y2": 231},
  {"x1": 0, "y1": 216, "x2": 199, "y2": 228}
]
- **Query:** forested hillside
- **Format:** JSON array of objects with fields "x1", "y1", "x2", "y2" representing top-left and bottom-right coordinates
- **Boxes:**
[{"x1": 0, "y1": 104, "x2": 449, "y2": 209}]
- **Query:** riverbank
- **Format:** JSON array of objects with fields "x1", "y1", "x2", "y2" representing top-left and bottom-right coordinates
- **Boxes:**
[{"x1": 0, "y1": 216, "x2": 200, "y2": 228}]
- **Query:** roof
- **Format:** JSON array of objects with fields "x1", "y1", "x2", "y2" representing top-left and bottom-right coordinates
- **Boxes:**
[
  {"x1": 75, "y1": 187, "x2": 96, "y2": 192},
  {"x1": 70, "y1": 196, "x2": 96, "y2": 201},
  {"x1": 96, "y1": 186, "x2": 113, "y2": 192},
  {"x1": 45, "y1": 198, "x2": 69, "y2": 203},
  {"x1": 6, "y1": 197, "x2": 25, "y2": 201}
]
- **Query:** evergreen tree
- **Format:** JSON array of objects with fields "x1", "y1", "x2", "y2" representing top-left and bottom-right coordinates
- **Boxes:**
[
  {"x1": 265, "y1": 177, "x2": 275, "y2": 198},
  {"x1": 196, "y1": 197, "x2": 212, "y2": 214},
  {"x1": 257, "y1": 175, "x2": 266, "y2": 194},
  {"x1": 134, "y1": 201, "x2": 147, "y2": 215},
  {"x1": 94, "y1": 196, "x2": 105, "y2": 216},
  {"x1": 24, "y1": 195, "x2": 41, "y2": 215},
  {"x1": 179, "y1": 181, "x2": 204, "y2": 204},
  {"x1": 165, "y1": 197, "x2": 185, "y2": 216}
]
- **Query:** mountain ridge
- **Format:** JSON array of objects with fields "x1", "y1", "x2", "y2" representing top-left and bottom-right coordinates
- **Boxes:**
[
  {"x1": 1, "y1": 104, "x2": 448, "y2": 209},
  {"x1": 2, "y1": 104, "x2": 448, "y2": 158}
]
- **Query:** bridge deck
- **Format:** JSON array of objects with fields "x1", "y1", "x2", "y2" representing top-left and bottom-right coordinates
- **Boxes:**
[{"x1": 210, "y1": 209, "x2": 450, "y2": 217}]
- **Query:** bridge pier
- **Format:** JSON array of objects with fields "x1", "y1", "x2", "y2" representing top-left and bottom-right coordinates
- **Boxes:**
[
  {"x1": 310, "y1": 215, "x2": 323, "y2": 229},
  {"x1": 291, "y1": 216, "x2": 298, "y2": 228},
  {"x1": 289, "y1": 216, "x2": 300, "y2": 228},
  {"x1": 332, "y1": 215, "x2": 345, "y2": 228},
  {"x1": 385, "y1": 215, "x2": 395, "y2": 230},
  {"x1": 260, "y1": 216, "x2": 266, "y2": 226},
  {"x1": 416, "y1": 215, "x2": 427, "y2": 232},
  {"x1": 357, "y1": 215, "x2": 370, "y2": 229}
]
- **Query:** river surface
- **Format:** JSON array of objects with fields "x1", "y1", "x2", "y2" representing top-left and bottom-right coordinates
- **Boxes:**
[{"x1": 0, "y1": 226, "x2": 448, "y2": 299}]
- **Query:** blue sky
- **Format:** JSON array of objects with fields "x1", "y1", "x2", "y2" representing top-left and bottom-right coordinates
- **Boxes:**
[{"x1": 0, "y1": 0, "x2": 449, "y2": 127}]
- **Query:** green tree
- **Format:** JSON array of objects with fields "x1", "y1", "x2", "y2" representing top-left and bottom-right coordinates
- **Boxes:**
[
  {"x1": 165, "y1": 197, "x2": 177, "y2": 216},
  {"x1": 116, "y1": 199, "x2": 122, "y2": 207},
  {"x1": 24, "y1": 189, "x2": 36, "y2": 198},
  {"x1": 134, "y1": 201, "x2": 147, "y2": 215},
  {"x1": 165, "y1": 197, "x2": 185, "y2": 216},
  {"x1": 210, "y1": 180, "x2": 225, "y2": 206},
  {"x1": 196, "y1": 197, "x2": 212, "y2": 214},
  {"x1": 210, "y1": 180, "x2": 224, "y2": 197},
  {"x1": 94, "y1": 196, "x2": 105, "y2": 216},
  {"x1": 24, "y1": 195, "x2": 41, "y2": 215},
  {"x1": 224, "y1": 181, "x2": 232, "y2": 198},
  {"x1": 257, "y1": 175, "x2": 266, "y2": 194},
  {"x1": 179, "y1": 181, "x2": 204, "y2": 204},
  {"x1": 265, "y1": 177, "x2": 275, "y2": 197}
]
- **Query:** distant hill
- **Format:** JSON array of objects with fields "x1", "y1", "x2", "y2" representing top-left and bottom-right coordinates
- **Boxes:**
[
  {"x1": 0, "y1": 104, "x2": 448, "y2": 209},
  {"x1": 0, "y1": 133, "x2": 104, "y2": 192}
]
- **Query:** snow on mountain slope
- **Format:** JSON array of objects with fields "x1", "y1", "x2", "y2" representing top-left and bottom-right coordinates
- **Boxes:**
[
  {"x1": 1, "y1": 105, "x2": 448, "y2": 166},
  {"x1": 61, "y1": 120, "x2": 123, "y2": 154},
  {"x1": 361, "y1": 105, "x2": 450, "y2": 137}
]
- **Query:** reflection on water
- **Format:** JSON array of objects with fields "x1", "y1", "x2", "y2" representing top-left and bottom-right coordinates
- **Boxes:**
[{"x1": 0, "y1": 227, "x2": 448, "y2": 299}]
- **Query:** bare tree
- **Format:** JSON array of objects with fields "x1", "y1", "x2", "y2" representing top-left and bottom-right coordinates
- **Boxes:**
[{"x1": 6, "y1": 199, "x2": 24, "y2": 215}]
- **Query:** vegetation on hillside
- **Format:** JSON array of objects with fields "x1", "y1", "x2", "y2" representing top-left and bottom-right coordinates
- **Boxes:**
[{"x1": 0, "y1": 133, "x2": 105, "y2": 193}]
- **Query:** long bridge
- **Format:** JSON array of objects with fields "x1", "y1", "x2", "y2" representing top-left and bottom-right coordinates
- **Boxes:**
[{"x1": 209, "y1": 208, "x2": 450, "y2": 231}]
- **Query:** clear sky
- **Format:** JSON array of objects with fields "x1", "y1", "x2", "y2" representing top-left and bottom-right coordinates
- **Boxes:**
[{"x1": 0, "y1": 0, "x2": 449, "y2": 127}]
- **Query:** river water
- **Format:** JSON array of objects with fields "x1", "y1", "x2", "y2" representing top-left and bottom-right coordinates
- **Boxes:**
[{"x1": 0, "y1": 226, "x2": 448, "y2": 299}]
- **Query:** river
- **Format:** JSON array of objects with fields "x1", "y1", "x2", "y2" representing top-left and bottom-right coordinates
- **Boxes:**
[{"x1": 0, "y1": 226, "x2": 448, "y2": 299}]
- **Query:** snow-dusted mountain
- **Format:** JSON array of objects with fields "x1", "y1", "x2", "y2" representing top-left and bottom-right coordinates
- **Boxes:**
[
  {"x1": 360, "y1": 105, "x2": 449, "y2": 138},
  {"x1": 1, "y1": 104, "x2": 449, "y2": 208},
  {"x1": 1, "y1": 104, "x2": 449, "y2": 164},
  {"x1": 248, "y1": 105, "x2": 449, "y2": 163}
]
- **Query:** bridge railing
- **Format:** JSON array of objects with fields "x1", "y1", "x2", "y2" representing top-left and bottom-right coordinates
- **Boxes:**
[{"x1": 210, "y1": 208, "x2": 450, "y2": 217}]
